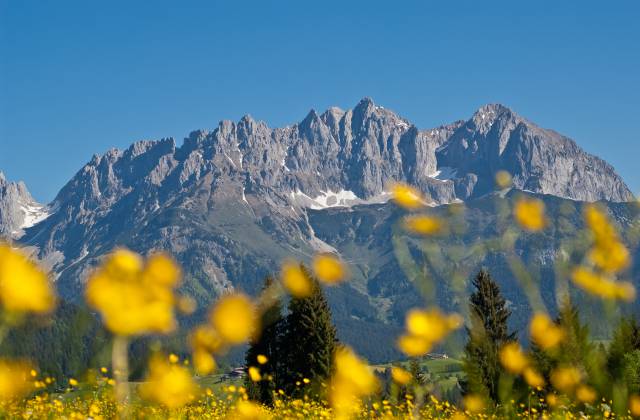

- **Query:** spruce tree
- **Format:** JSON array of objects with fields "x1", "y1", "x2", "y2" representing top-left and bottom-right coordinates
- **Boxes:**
[
  {"x1": 607, "y1": 316, "x2": 640, "y2": 379},
  {"x1": 244, "y1": 277, "x2": 284, "y2": 405},
  {"x1": 278, "y1": 266, "x2": 337, "y2": 398},
  {"x1": 462, "y1": 269, "x2": 515, "y2": 403}
]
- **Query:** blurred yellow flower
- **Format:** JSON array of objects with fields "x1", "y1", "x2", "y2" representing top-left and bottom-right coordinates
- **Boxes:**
[
  {"x1": 140, "y1": 355, "x2": 199, "y2": 409},
  {"x1": 499, "y1": 342, "x2": 529, "y2": 374},
  {"x1": 588, "y1": 241, "x2": 629, "y2": 273},
  {"x1": 523, "y1": 367, "x2": 545, "y2": 388},
  {"x1": 546, "y1": 393, "x2": 559, "y2": 407},
  {"x1": 248, "y1": 366, "x2": 261, "y2": 382},
  {"x1": 0, "y1": 244, "x2": 55, "y2": 314},
  {"x1": 392, "y1": 183, "x2": 426, "y2": 210},
  {"x1": 399, "y1": 308, "x2": 462, "y2": 357},
  {"x1": 191, "y1": 324, "x2": 223, "y2": 354},
  {"x1": 403, "y1": 215, "x2": 444, "y2": 235},
  {"x1": 391, "y1": 366, "x2": 412, "y2": 385},
  {"x1": 0, "y1": 359, "x2": 35, "y2": 401},
  {"x1": 572, "y1": 267, "x2": 635, "y2": 301},
  {"x1": 232, "y1": 400, "x2": 266, "y2": 419},
  {"x1": 495, "y1": 170, "x2": 513, "y2": 189},
  {"x1": 405, "y1": 308, "x2": 462, "y2": 343},
  {"x1": 397, "y1": 334, "x2": 431, "y2": 357},
  {"x1": 330, "y1": 347, "x2": 378, "y2": 419},
  {"x1": 85, "y1": 249, "x2": 180, "y2": 336},
  {"x1": 312, "y1": 254, "x2": 347, "y2": 285},
  {"x1": 584, "y1": 205, "x2": 630, "y2": 273},
  {"x1": 68, "y1": 378, "x2": 78, "y2": 387},
  {"x1": 192, "y1": 349, "x2": 216, "y2": 375},
  {"x1": 257, "y1": 354, "x2": 268, "y2": 365},
  {"x1": 281, "y1": 261, "x2": 312, "y2": 297},
  {"x1": 530, "y1": 312, "x2": 564, "y2": 350},
  {"x1": 463, "y1": 394, "x2": 485, "y2": 413},
  {"x1": 514, "y1": 197, "x2": 546, "y2": 231},
  {"x1": 210, "y1": 293, "x2": 257, "y2": 345},
  {"x1": 575, "y1": 385, "x2": 596, "y2": 403},
  {"x1": 629, "y1": 394, "x2": 640, "y2": 416},
  {"x1": 550, "y1": 366, "x2": 581, "y2": 393}
]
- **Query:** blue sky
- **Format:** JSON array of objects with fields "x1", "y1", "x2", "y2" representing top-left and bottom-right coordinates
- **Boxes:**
[{"x1": 1, "y1": 0, "x2": 639, "y2": 202}]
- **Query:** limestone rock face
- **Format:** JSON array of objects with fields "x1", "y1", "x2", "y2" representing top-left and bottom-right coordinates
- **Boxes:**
[
  {"x1": 1, "y1": 98, "x2": 635, "y2": 361},
  {"x1": 0, "y1": 172, "x2": 49, "y2": 238}
]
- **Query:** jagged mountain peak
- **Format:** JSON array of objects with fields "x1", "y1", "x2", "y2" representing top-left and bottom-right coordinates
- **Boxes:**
[
  {"x1": 25, "y1": 97, "x2": 633, "y2": 243},
  {"x1": 0, "y1": 173, "x2": 49, "y2": 238}
]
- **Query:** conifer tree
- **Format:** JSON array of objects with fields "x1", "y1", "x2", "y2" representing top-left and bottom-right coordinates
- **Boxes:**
[
  {"x1": 278, "y1": 266, "x2": 337, "y2": 398},
  {"x1": 462, "y1": 269, "x2": 515, "y2": 403},
  {"x1": 607, "y1": 316, "x2": 640, "y2": 379},
  {"x1": 530, "y1": 299, "x2": 597, "y2": 397},
  {"x1": 245, "y1": 277, "x2": 284, "y2": 405}
]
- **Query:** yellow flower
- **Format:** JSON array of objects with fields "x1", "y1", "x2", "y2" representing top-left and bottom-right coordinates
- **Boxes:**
[
  {"x1": 584, "y1": 205, "x2": 630, "y2": 273},
  {"x1": 68, "y1": 378, "x2": 78, "y2": 387},
  {"x1": 312, "y1": 254, "x2": 347, "y2": 285},
  {"x1": 495, "y1": 170, "x2": 513, "y2": 189},
  {"x1": 550, "y1": 366, "x2": 581, "y2": 393},
  {"x1": 248, "y1": 366, "x2": 261, "y2": 382},
  {"x1": 463, "y1": 394, "x2": 485, "y2": 413},
  {"x1": 232, "y1": 400, "x2": 267, "y2": 419},
  {"x1": 140, "y1": 355, "x2": 199, "y2": 408},
  {"x1": 530, "y1": 312, "x2": 564, "y2": 350},
  {"x1": 192, "y1": 349, "x2": 216, "y2": 375},
  {"x1": 210, "y1": 293, "x2": 257, "y2": 345},
  {"x1": 392, "y1": 183, "x2": 426, "y2": 210},
  {"x1": 85, "y1": 249, "x2": 180, "y2": 336},
  {"x1": 391, "y1": 367, "x2": 412, "y2": 385},
  {"x1": 523, "y1": 367, "x2": 545, "y2": 388},
  {"x1": 572, "y1": 267, "x2": 635, "y2": 301},
  {"x1": 257, "y1": 354, "x2": 268, "y2": 365},
  {"x1": 499, "y1": 342, "x2": 529, "y2": 374},
  {"x1": 330, "y1": 347, "x2": 378, "y2": 419},
  {"x1": 0, "y1": 359, "x2": 35, "y2": 401},
  {"x1": 191, "y1": 324, "x2": 224, "y2": 353},
  {"x1": 403, "y1": 215, "x2": 445, "y2": 235},
  {"x1": 405, "y1": 308, "x2": 462, "y2": 343},
  {"x1": 397, "y1": 334, "x2": 432, "y2": 357},
  {"x1": 281, "y1": 261, "x2": 312, "y2": 297},
  {"x1": 169, "y1": 353, "x2": 179, "y2": 364},
  {"x1": 514, "y1": 197, "x2": 546, "y2": 231},
  {"x1": 629, "y1": 394, "x2": 640, "y2": 416},
  {"x1": 0, "y1": 244, "x2": 55, "y2": 314},
  {"x1": 576, "y1": 385, "x2": 596, "y2": 403},
  {"x1": 143, "y1": 253, "x2": 181, "y2": 286},
  {"x1": 546, "y1": 393, "x2": 559, "y2": 407},
  {"x1": 588, "y1": 241, "x2": 629, "y2": 273}
]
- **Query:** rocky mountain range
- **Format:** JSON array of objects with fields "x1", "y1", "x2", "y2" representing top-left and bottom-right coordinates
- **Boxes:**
[{"x1": 1, "y1": 98, "x2": 637, "y2": 361}]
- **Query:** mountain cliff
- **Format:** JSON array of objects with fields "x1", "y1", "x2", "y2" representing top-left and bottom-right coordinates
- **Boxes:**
[{"x1": 2, "y1": 98, "x2": 637, "y2": 361}]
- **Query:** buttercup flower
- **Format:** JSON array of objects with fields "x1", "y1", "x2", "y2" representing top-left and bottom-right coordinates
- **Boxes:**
[
  {"x1": 210, "y1": 293, "x2": 258, "y2": 345},
  {"x1": 85, "y1": 250, "x2": 180, "y2": 336},
  {"x1": 140, "y1": 355, "x2": 199, "y2": 409},
  {"x1": 391, "y1": 367, "x2": 412, "y2": 385},
  {"x1": 0, "y1": 359, "x2": 35, "y2": 401},
  {"x1": 281, "y1": 261, "x2": 312, "y2": 297},
  {"x1": 530, "y1": 312, "x2": 564, "y2": 350},
  {"x1": 0, "y1": 244, "x2": 55, "y2": 314},
  {"x1": 392, "y1": 183, "x2": 426, "y2": 210},
  {"x1": 403, "y1": 215, "x2": 444, "y2": 235},
  {"x1": 312, "y1": 254, "x2": 347, "y2": 285},
  {"x1": 499, "y1": 342, "x2": 529, "y2": 374},
  {"x1": 514, "y1": 197, "x2": 546, "y2": 231}
]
